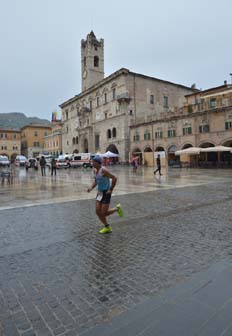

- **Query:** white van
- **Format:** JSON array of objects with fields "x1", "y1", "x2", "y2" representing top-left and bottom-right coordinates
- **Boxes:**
[
  {"x1": 69, "y1": 153, "x2": 95, "y2": 168},
  {"x1": 0, "y1": 155, "x2": 10, "y2": 167},
  {"x1": 15, "y1": 155, "x2": 27, "y2": 167}
]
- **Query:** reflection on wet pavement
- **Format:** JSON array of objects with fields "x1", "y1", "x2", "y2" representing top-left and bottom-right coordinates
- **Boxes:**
[{"x1": 0, "y1": 165, "x2": 232, "y2": 210}]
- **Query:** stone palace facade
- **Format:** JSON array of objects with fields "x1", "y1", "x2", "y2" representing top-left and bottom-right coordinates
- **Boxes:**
[{"x1": 60, "y1": 31, "x2": 195, "y2": 162}]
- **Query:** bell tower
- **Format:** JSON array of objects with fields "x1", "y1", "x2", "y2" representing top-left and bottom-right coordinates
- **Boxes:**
[{"x1": 81, "y1": 31, "x2": 104, "y2": 91}]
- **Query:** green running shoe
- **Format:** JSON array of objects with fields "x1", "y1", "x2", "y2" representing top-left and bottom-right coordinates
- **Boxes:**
[
  {"x1": 98, "y1": 226, "x2": 112, "y2": 234},
  {"x1": 116, "y1": 203, "x2": 124, "y2": 217}
]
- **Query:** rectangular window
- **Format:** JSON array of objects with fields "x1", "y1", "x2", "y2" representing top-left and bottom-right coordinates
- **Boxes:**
[
  {"x1": 210, "y1": 98, "x2": 216, "y2": 109},
  {"x1": 167, "y1": 129, "x2": 176, "y2": 137},
  {"x1": 112, "y1": 88, "x2": 116, "y2": 100},
  {"x1": 90, "y1": 100, "x2": 92, "y2": 111},
  {"x1": 150, "y1": 95, "x2": 154, "y2": 104},
  {"x1": 144, "y1": 133, "x2": 151, "y2": 140},
  {"x1": 155, "y1": 131, "x2": 163, "y2": 139},
  {"x1": 14, "y1": 134, "x2": 17, "y2": 139},
  {"x1": 183, "y1": 127, "x2": 192, "y2": 135},
  {"x1": 134, "y1": 134, "x2": 140, "y2": 141},
  {"x1": 97, "y1": 97, "x2": 100, "y2": 107},
  {"x1": 95, "y1": 134, "x2": 100, "y2": 149},
  {"x1": 225, "y1": 121, "x2": 232, "y2": 130},
  {"x1": 199, "y1": 125, "x2": 210, "y2": 133},
  {"x1": 104, "y1": 93, "x2": 107, "y2": 104},
  {"x1": 163, "y1": 96, "x2": 169, "y2": 108},
  {"x1": 44, "y1": 132, "x2": 47, "y2": 136}
]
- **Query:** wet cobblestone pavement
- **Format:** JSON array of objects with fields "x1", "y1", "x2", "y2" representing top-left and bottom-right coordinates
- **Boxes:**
[{"x1": 1, "y1": 167, "x2": 232, "y2": 335}]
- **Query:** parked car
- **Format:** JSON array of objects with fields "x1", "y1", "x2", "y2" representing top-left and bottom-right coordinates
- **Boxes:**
[
  {"x1": 56, "y1": 158, "x2": 69, "y2": 169},
  {"x1": 0, "y1": 155, "x2": 10, "y2": 167},
  {"x1": 15, "y1": 155, "x2": 27, "y2": 167}
]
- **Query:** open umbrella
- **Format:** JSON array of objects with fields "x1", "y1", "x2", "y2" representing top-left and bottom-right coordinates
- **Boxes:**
[
  {"x1": 200, "y1": 146, "x2": 232, "y2": 152},
  {"x1": 175, "y1": 147, "x2": 201, "y2": 156}
]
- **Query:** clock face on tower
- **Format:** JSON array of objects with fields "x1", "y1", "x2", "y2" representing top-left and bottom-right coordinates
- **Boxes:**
[{"x1": 82, "y1": 69, "x2": 87, "y2": 79}]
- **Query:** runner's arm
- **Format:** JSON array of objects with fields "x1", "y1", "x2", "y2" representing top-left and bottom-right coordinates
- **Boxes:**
[
  {"x1": 87, "y1": 179, "x2": 97, "y2": 192},
  {"x1": 102, "y1": 168, "x2": 117, "y2": 193}
]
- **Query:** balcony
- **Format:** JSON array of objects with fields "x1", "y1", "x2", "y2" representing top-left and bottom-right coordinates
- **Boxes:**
[{"x1": 117, "y1": 92, "x2": 131, "y2": 103}]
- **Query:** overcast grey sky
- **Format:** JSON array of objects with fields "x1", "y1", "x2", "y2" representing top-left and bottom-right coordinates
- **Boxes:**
[{"x1": 0, "y1": 0, "x2": 231, "y2": 120}]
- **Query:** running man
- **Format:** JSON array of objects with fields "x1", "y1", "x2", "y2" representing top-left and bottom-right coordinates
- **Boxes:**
[{"x1": 87, "y1": 155, "x2": 123, "y2": 234}]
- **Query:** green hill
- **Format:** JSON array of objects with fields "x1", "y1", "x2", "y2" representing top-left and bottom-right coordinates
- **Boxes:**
[{"x1": 0, "y1": 112, "x2": 51, "y2": 130}]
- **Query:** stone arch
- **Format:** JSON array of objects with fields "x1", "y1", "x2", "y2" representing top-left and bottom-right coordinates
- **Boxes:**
[
  {"x1": 144, "y1": 146, "x2": 152, "y2": 152},
  {"x1": 143, "y1": 146, "x2": 152, "y2": 166},
  {"x1": 105, "y1": 144, "x2": 119, "y2": 164},
  {"x1": 167, "y1": 144, "x2": 178, "y2": 165},
  {"x1": 155, "y1": 146, "x2": 165, "y2": 152},
  {"x1": 220, "y1": 138, "x2": 232, "y2": 147},
  {"x1": 199, "y1": 142, "x2": 215, "y2": 148},
  {"x1": 182, "y1": 143, "x2": 194, "y2": 150},
  {"x1": 106, "y1": 144, "x2": 119, "y2": 154},
  {"x1": 220, "y1": 139, "x2": 232, "y2": 163},
  {"x1": 167, "y1": 144, "x2": 178, "y2": 153},
  {"x1": 199, "y1": 142, "x2": 216, "y2": 163}
]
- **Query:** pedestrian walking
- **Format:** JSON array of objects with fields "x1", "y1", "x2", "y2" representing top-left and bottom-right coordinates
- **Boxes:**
[
  {"x1": 39, "y1": 156, "x2": 46, "y2": 176},
  {"x1": 131, "y1": 156, "x2": 139, "y2": 173},
  {"x1": 87, "y1": 155, "x2": 123, "y2": 234},
  {"x1": 154, "y1": 154, "x2": 162, "y2": 176},
  {"x1": 51, "y1": 157, "x2": 57, "y2": 176}
]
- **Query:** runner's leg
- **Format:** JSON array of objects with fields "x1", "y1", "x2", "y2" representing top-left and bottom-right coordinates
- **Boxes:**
[
  {"x1": 96, "y1": 201, "x2": 108, "y2": 225},
  {"x1": 101, "y1": 203, "x2": 118, "y2": 217}
]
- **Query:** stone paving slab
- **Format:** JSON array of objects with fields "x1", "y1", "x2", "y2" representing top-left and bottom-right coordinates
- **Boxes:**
[
  {"x1": 0, "y1": 179, "x2": 232, "y2": 335},
  {"x1": 81, "y1": 261, "x2": 232, "y2": 336}
]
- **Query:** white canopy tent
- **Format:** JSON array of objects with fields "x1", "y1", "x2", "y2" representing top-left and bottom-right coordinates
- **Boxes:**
[
  {"x1": 200, "y1": 146, "x2": 232, "y2": 153},
  {"x1": 100, "y1": 151, "x2": 119, "y2": 158},
  {"x1": 175, "y1": 146, "x2": 232, "y2": 156},
  {"x1": 175, "y1": 147, "x2": 201, "y2": 156}
]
